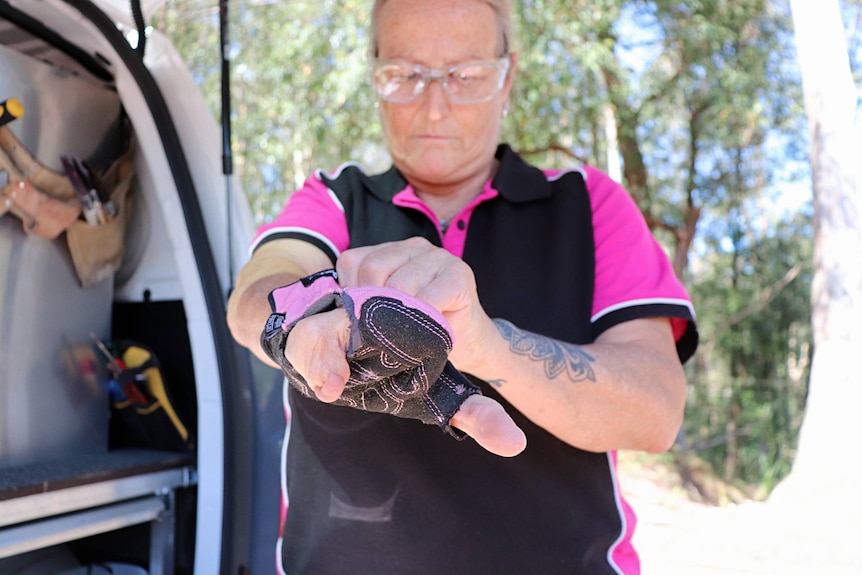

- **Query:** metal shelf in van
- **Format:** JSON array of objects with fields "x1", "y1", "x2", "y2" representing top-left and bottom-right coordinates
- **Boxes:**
[{"x1": 0, "y1": 449, "x2": 194, "y2": 573}]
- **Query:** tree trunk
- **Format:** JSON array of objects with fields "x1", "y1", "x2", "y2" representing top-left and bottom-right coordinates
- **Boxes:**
[{"x1": 774, "y1": 0, "x2": 862, "y2": 506}]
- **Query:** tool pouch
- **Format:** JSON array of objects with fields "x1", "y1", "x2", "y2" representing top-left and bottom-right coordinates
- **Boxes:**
[
  {"x1": 65, "y1": 150, "x2": 136, "y2": 287},
  {"x1": 0, "y1": 121, "x2": 136, "y2": 287},
  {"x1": 107, "y1": 340, "x2": 193, "y2": 453}
]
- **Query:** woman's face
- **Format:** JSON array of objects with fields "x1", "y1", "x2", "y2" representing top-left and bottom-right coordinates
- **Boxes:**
[{"x1": 375, "y1": 0, "x2": 515, "y2": 193}]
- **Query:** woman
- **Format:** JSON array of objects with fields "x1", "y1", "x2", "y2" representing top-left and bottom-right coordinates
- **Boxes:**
[{"x1": 228, "y1": 0, "x2": 698, "y2": 573}]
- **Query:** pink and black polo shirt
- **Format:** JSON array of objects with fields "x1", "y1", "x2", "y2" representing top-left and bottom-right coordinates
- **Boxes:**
[{"x1": 256, "y1": 144, "x2": 697, "y2": 575}]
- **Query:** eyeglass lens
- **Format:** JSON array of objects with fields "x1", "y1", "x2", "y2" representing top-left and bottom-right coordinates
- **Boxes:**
[{"x1": 373, "y1": 59, "x2": 509, "y2": 104}]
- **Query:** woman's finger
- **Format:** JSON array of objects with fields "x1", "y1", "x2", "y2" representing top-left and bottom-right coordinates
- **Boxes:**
[
  {"x1": 337, "y1": 237, "x2": 437, "y2": 289},
  {"x1": 285, "y1": 308, "x2": 352, "y2": 402},
  {"x1": 450, "y1": 395, "x2": 527, "y2": 457},
  {"x1": 339, "y1": 238, "x2": 472, "y2": 312}
]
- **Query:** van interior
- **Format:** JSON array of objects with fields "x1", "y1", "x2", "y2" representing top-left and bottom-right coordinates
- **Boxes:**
[{"x1": 0, "y1": 1, "x2": 283, "y2": 573}]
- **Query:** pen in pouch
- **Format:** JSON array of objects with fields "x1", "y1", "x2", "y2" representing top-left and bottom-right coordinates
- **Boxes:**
[
  {"x1": 81, "y1": 159, "x2": 116, "y2": 220},
  {"x1": 60, "y1": 155, "x2": 101, "y2": 225},
  {"x1": 74, "y1": 157, "x2": 108, "y2": 224}
]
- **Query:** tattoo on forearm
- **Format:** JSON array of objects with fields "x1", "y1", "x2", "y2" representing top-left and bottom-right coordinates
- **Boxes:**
[{"x1": 493, "y1": 319, "x2": 596, "y2": 383}]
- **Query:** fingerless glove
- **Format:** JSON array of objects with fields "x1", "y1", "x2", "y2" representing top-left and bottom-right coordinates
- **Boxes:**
[{"x1": 261, "y1": 269, "x2": 480, "y2": 438}]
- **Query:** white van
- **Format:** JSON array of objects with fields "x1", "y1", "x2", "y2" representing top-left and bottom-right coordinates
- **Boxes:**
[{"x1": 0, "y1": 1, "x2": 278, "y2": 573}]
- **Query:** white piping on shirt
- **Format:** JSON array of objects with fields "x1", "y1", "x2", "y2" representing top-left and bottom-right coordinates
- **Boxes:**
[
  {"x1": 604, "y1": 452, "x2": 629, "y2": 575},
  {"x1": 315, "y1": 161, "x2": 363, "y2": 181},
  {"x1": 276, "y1": 376, "x2": 291, "y2": 575},
  {"x1": 546, "y1": 165, "x2": 587, "y2": 182},
  {"x1": 249, "y1": 226, "x2": 341, "y2": 260},
  {"x1": 592, "y1": 298, "x2": 697, "y2": 323},
  {"x1": 326, "y1": 188, "x2": 345, "y2": 214}
]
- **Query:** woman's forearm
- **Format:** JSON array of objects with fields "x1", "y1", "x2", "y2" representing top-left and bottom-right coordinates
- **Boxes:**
[{"x1": 459, "y1": 317, "x2": 687, "y2": 453}]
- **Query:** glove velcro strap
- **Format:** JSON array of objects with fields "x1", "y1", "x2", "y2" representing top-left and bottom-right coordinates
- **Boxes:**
[
  {"x1": 424, "y1": 362, "x2": 481, "y2": 439},
  {"x1": 267, "y1": 269, "x2": 340, "y2": 324}
]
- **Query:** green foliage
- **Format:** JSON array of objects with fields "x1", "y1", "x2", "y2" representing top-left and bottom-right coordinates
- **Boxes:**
[
  {"x1": 685, "y1": 209, "x2": 813, "y2": 492},
  {"x1": 628, "y1": 0, "x2": 805, "y2": 236},
  {"x1": 502, "y1": 0, "x2": 621, "y2": 166},
  {"x1": 683, "y1": 372, "x2": 808, "y2": 498},
  {"x1": 155, "y1": 0, "x2": 382, "y2": 223}
]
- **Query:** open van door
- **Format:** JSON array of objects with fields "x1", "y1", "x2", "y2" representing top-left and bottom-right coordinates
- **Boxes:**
[{"x1": 0, "y1": 1, "x2": 283, "y2": 573}]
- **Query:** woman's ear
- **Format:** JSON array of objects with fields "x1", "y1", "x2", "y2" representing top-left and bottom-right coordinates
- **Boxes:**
[{"x1": 505, "y1": 52, "x2": 518, "y2": 87}]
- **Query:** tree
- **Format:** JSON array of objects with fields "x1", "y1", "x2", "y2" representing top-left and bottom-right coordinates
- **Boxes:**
[
  {"x1": 155, "y1": 0, "x2": 381, "y2": 223},
  {"x1": 773, "y1": 0, "x2": 862, "y2": 516},
  {"x1": 687, "y1": 208, "x2": 812, "y2": 495},
  {"x1": 512, "y1": 1, "x2": 803, "y2": 287}
]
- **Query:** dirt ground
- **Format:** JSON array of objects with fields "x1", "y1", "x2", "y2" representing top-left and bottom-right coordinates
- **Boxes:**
[{"x1": 617, "y1": 451, "x2": 862, "y2": 575}]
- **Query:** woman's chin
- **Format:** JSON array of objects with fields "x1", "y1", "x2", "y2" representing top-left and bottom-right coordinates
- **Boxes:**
[{"x1": 405, "y1": 152, "x2": 463, "y2": 182}]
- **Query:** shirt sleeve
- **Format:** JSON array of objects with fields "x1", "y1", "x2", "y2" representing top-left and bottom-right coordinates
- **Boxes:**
[
  {"x1": 585, "y1": 166, "x2": 698, "y2": 363},
  {"x1": 249, "y1": 169, "x2": 350, "y2": 266}
]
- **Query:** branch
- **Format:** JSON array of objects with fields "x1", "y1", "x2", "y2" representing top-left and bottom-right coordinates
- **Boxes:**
[
  {"x1": 643, "y1": 65, "x2": 686, "y2": 107},
  {"x1": 641, "y1": 212, "x2": 678, "y2": 234},
  {"x1": 701, "y1": 262, "x2": 804, "y2": 355}
]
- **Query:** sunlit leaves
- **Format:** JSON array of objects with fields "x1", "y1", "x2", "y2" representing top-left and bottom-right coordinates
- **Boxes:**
[{"x1": 155, "y1": 0, "x2": 381, "y2": 223}]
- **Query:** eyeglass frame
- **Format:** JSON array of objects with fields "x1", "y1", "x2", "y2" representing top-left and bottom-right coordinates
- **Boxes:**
[{"x1": 371, "y1": 55, "x2": 512, "y2": 105}]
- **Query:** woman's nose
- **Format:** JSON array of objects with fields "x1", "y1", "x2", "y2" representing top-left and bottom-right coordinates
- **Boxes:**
[{"x1": 422, "y1": 78, "x2": 451, "y2": 120}]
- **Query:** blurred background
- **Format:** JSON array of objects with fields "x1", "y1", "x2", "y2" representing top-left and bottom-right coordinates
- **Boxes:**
[{"x1": 152, "y1": 0, "x2": 861, "y2": 509}]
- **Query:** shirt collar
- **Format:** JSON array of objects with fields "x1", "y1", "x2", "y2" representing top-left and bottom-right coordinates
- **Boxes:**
[{"x1": 491, "y1": 144, "x2": 553, "y2": 202}]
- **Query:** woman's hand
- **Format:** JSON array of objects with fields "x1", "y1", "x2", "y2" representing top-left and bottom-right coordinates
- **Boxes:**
[
  {"x1": 284, "y1": 306, "x2": 526, "y2": 457},
  {"x1": 279, "y1": 254, "x2": 527, "y2": 457}
]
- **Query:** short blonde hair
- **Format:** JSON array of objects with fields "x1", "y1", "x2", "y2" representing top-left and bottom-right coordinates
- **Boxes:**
[{"x1": 369, "y1": 0, "x2": 513, "y2": 58}]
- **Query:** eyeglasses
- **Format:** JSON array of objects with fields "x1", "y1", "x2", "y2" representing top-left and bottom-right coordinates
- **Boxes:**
[{"x1": 372, "y1": 57, "x2": 511, "y2": 105}]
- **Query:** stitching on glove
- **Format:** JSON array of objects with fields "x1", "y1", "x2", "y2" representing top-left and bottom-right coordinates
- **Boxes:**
[
  {"x1": 261, "y1": 270, "x2": 481, "y2": 439},
  {"x1": 360, "y1": 296, "x2": 453, "y2": 363}
]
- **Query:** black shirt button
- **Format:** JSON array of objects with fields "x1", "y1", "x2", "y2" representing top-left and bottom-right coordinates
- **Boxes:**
[{"x1": 457, "y1": 220, "x2": 466, "y2": 230}]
